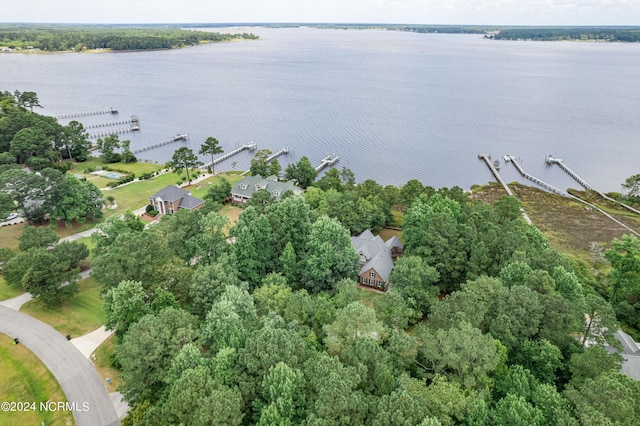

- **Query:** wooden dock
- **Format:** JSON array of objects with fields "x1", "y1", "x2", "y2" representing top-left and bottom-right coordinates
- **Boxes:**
[
  {"x1": 315, "y1": 154, "x2": 340, "y2": 172},
  {"x1": 132, "y1": 134, "x2": 188, "y2": 154},
  {"x1": 506, "y1": 155, "x2": 639, "y2": 236},
  {"x1": 546, "y1": 155, "x2": 640, "y2": 216},
  {"x1": 478, "y1": 154, "x2": 531, "y2": 224},
  {"x1": 89, "y1": 125, "x2": 140, "y2": 139},
  {"x1": 85, "y1": 116, "x2": 139, "y2": 130},
  {"x1": 56, "y1": 107, "x2": 118, "y2": 120},
  {"x1": 203, "y1": 142, "x2": 257, "y2": 168}
]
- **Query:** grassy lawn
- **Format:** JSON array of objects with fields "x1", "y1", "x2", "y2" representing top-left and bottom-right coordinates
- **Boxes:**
[
  {"x1": 0, "y1": 334, "x2": 74, "y2": 426},
  {"x1": 358, "y1": 286, "x2": 384, "y2": 309},
  {"x1": 93, "y1": 335, "x2": 122, "y2": 393},
  {"x1": 0, "y1": 222, "x2": 25, "y2": 251},
  {"x1": 188, "y1": 173, "x2": 244, "y2": 200},
  {"x1": 220, "y1": 204, "x2": 243, "y2": 230},
  {"x1": 379, "y1": 227, "x2": 403, "y2": 243},
  {"x1": 104, "y1": 172, "x2": 185, "y2": 215},
  {"x1": 20, "y1": 277, "x2": 105, "y2": 338},
  {"x1": 71, "y1": 157, "x2": 164, "y2": 176},
  {"x1": 0, "y1": 276, "x2": 24, "y2": 301}
]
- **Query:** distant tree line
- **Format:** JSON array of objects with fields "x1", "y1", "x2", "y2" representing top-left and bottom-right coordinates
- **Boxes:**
[
  {"x1": 494, "y1": 27, "x2": 640, "y2": 42},
  {"x1": 0, "y1": 25, "x2": 258, "y2": 51}
]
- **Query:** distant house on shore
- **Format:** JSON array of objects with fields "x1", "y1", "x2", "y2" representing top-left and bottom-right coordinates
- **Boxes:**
[
  {"x1": 231, "y1": 175, "x2": 303, "y2": 204},
  {"x1": 148, "y1": 185, "x2": 204, "y2": 214},
  {"x1": 351, "y1": 230, "x2": 403, "y2": 291}
]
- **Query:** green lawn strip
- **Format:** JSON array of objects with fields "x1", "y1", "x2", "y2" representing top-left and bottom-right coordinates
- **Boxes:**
[
  {"x1": 71, "y1": 157, "x2": 164, "y2": 176},
  {"x1": 0, "y1": 334, "x2": 74, "y2": 426},
  {"x1": 93, "y1": 335, "x2": 122, "y2": 393},
  {"x1": 358, "y1": 286, "x2": 384, "y2": 309},
  {"x1": 0, "y1": 276, "x2": 24, "y2": 301},
  {"x1": 104, "y1": 172, "x2": 186, "y2": 215},
  {"x1": 20, "y1": 277, "x2": 105, "y2": 338},
  {"x1": 188, "y1": 173, "x2": 244, "y2": 200}
]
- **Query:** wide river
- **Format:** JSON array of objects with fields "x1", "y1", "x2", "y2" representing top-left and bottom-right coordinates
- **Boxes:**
[{"x1": 2, "y1": 27, "x2": 639, "y2": 192}]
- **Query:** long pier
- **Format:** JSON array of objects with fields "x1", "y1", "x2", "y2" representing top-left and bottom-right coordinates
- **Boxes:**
[
  {"x1": 478, "y1": 154, "x2": 531, "y2": 224},
  {"x1": 266, "y1": 148, "x2": 290, "y2": 163},
  {"x1": 132, "y1": 134, "x2": 188, "y2": 154},
  {"x1": 85, "y1": 116, "x2": 139, "y2": 130},
  {"x1": 315, "y1": 154, "x2": 340, "y2": 172},
  {"x1": 89, "y1": 126, "x2": 140, "y2": 139},
  {"x1": 241, "y1": 147, "x2": 291, "y2": 176},
  {"x1": 546, "y1": 155, "x2": 640, "y2": 216},
  {"x1": 56, "y1": 108, "x2": 118, "y2": 120},
  {"x1": 506, "y1": 155, "x2": 640, "y2": 237},
  {"x1": 203, "y1": 142, "x2": 257, "y2": 168}
]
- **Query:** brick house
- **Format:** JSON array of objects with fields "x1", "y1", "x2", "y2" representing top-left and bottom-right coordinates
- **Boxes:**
[
  {"x1": 350, "y1": 230, "x2": 403, "y2": 291},
  {"x1": 148, "y1": 185, "x2": 204, "y2": 215}
]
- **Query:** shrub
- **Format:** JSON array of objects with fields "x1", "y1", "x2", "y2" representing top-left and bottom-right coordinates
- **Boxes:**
[
  {"x1": 148, "y1": 209, "x2": 159, "y2": 217},
  {"x1": 145, "y1": 204, "x2": 154, "y2": 213}
]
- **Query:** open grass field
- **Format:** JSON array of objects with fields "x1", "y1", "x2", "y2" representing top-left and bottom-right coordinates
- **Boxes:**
[
  {"x1": 93, "y1": 335, "x2": 122, "y2": 393},
  {"x1": 20, "y1": 277, "x2": 105, "y2": 338},
  {"x1": 0, "y1": 222, "x2": 23, "y2": 250},
  {"x1": 0, "y1": 276, "x2": 24, "y2": 301},
  {"x1": 0, "y1": 334, "x2": 74, "y2": 426}
]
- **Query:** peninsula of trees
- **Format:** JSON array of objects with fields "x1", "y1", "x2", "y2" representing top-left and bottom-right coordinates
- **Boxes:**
[{"x1": 0, "y1": 24, "x2": 258, "y2": 52}]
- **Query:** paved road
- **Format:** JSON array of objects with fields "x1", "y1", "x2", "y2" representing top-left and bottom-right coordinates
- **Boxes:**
[{"x1": 0, "y1": 305, "x2": 120, "y2": 426}]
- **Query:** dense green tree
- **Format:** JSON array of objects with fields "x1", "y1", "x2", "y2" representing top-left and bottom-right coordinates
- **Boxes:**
[
  {"x1": 1, "y1": 250, "x2": 34, "y2": 287},
  {"x1": 0, "y1": 190, "x2": 13, "y2": 219},
  {"x1": 52, "y1": 240, "x2": 89, "y2": 269},
  {"x1": 339, "y1": 337, "x2": 396, "y2": 397},
  {"x1": 564, "y1": 371, "x2": 640, "y2": 426},
  {"x1": 232, "y1": 206, "x2": 274, "y2": 289},
  {"x1": 581, "y1": 292, "x2": 619, "y2": 348},
  {"x1": 265, "y1": 195, "x2": 311, "y2": 263},
  {"x1": 324, "y1": 301, "x2": 384, "y2": 355},
  {"x1": 253, "y1": 273, "x2": 293, "y2": 317},
  {"x1": 116, "y1": 307, "x2": 199, "y2": 404},
  {"x1": 569, "y1": 345, "x2": 623, "y2": 388},
  {"x1": 119, "y1": 139, "x2": 137, "y2": 163},
  {"x1": 403, "y1": 193, "x2": 467, "y2": 292},
  {"x1": 205, "y1": 177, "x2": 231, "y2": 204},
  {"x1": 199, "y1": 136, "x2": 223, "y2": 173},
  {"x1": 302, "y1": 215, "x2": 359, "y2": 293},
  {"x1": 490, "y1": 394, "x2": 545, "y2": 426},
  {"x1": 245, "y1": 188, "x2": 274, "y2": 213},
  {"x1": 62, "y1": 120, "x2": 91, "y2": 161},
  {"x1": 91, "y1": 212, "x2": 143, "y2": 253},
  {"x1": 488, "y1": 285, "x2": 544, "y2": 350},
  {"x1": 388, "y1": 255, "x2": 440, "y2": 316},
  {"x1": 249, "y1": 149, "x2": 273, "y2": 178},
  {"x1": 47, "y1": 173, "x2": 103, "y2": 224},
  {"x1": 21, "y1": 248, "x2": 78, "y2": 305},
  {"x1": 103, "y1": 280, "x2": 152, "y2": 340},
  {"x1": 169, "y1": 146, "x2": 202, "y2": 185},
  {"x1": 428, "y1": 289, "x2": 487, "y2": 330},
  {"x1": 511, "y1": 339, "x2": 563, "y2": 385},
  {"x1": 622, "y1": 173, "x2": 640, "y2": 199},
  {"x1": 18, "y1": 225, "x2": 58, "y2": 251},
  {"x1": 95, "y1": 134, "x2": 121, "y2": 163},
  {"x1": 284, "y1": 156, "x2": 317, "y2": 189},
  {"x1": 279, "y1": 241, "x2": 300, "y2": 286},
  {"x1": 373, "y1": 289, "x2": 419, "y2": 329},
  {"x1": 91, "y1": 229, "x2": 173, "y2": 291},
  {"x1": 14, "y1": 90, "x2": 41, "y2": 111},
  {"x1": 158, "y1": 366, "x2": 243, "y2": 426},
  {"x1": 10, "y1": 127, "x2": 57, "y2": 168},
  {"x1": 259, "y1": 362, "x2": 306, "y2": 425},
  {"x1": 605, "y1": 234, "x2": 640, "y2": 330},
  {"x1": 417, "y1": 321, "x2": 499, "y2": 389},
  {"x1": 303, "y1": 352, "x2": 368, "y2": 425}
]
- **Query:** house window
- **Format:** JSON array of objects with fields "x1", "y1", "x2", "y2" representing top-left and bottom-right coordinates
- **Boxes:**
[
  {"x1": 370, "y1": 271, "x2": 376, "y2": 278},
  {"x1": 361, "y1": 277, "x2": 368, "y2": 285}
]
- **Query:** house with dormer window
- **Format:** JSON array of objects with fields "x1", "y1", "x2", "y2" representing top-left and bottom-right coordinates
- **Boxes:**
[
  {"x1": 148, "y1": 185, "x2": 204, "y2": 215},
  {"x1": 231, "y1": 175, "x2": 304, "y2": 203},
  {"x1": 351, "y1": 230, "x2": 403, "y2": 291}
]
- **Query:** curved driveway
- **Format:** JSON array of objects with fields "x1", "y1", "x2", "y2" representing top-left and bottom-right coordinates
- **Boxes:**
[{"x1": 0, "y1": 305, "x2": 120, "y2": 426}]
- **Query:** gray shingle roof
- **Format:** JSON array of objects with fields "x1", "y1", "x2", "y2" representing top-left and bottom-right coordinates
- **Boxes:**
[
  {"x1": 231, "y1": 176, "x2": 304, "y2": 201},
  {"x1": 351, "y1": 230, "x2": 403, "y2": 282},
  {"x1": 150, "y1": 185, "x2": 191, "y2": 202},
  {"x1": 150, "y1": 185, "x2": 204, "y2": 210}
]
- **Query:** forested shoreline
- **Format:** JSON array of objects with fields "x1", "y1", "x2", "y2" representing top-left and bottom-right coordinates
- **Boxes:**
[
  {"x1": 2, "y1": 89, "x2": 640, "y2": 424},
  {"x1": 0, "y1": 25, "x2": 258, "y2": 52}
]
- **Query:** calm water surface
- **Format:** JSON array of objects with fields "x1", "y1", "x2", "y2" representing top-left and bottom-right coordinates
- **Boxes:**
[{"x1": 1, "y1": 28, "x2": 639, "y2": 192}]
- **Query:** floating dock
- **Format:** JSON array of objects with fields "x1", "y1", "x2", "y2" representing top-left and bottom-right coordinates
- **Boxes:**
[
  {"x1": 315, "y1": 154, "x2": 340, "y2": 172},
  {"x1": 56, "y1": 107, "x2": 118, "y2": 120},
  {"x1": 132, "y1": 134, "x2": 188, "y2": 154},
  {"x1": 546, "y1": 155, "x2": 640, "y2": 216},
  {"x1": 203, "y1": 142, "x2": 257, "y2": 168},
  {"x1": 506, "y1": 155, "x2": 639, "y2": 237},
  {"x1": 478, "y1": 154, "x2": 531, "y2": 224}
]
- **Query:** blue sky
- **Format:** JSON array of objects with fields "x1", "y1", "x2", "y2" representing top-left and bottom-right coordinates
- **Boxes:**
[{"x1": 3, "y1": 0, "x2": 639, "y2": 25}]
